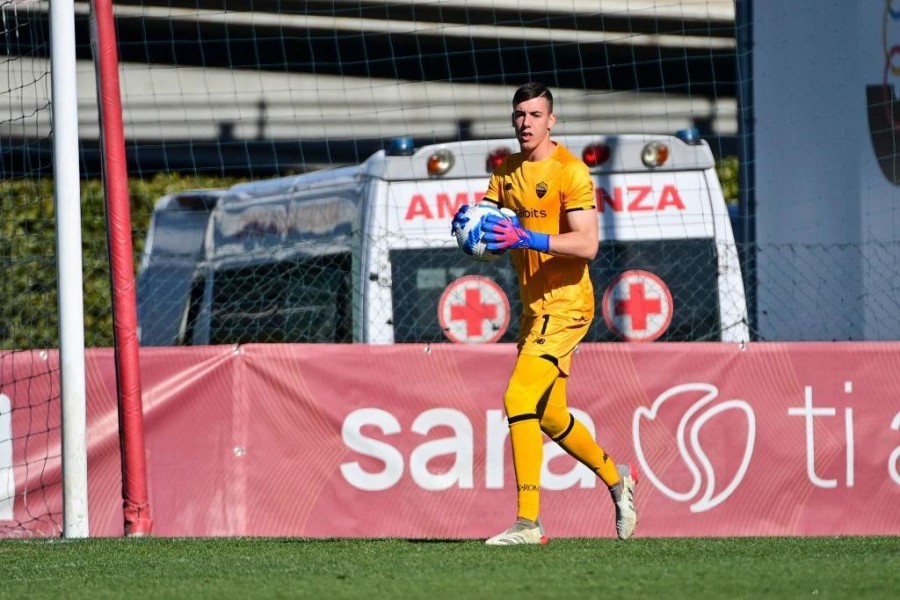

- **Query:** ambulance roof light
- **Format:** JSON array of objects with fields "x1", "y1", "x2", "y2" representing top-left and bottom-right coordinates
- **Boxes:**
[
  {"x1": 676, "y1": 128, "x2": 701, "y2": 146},
  {"x1": 581, "y1": 143, "x2": 611, "y2": 168},
  {"x1": 427, "y1": 149, "x2": 455, "y2": 176},
  {"x1": 641, "y1": 141, "x2": 669, "y2": 168},
  {"x1": 387, "y1": 136, "x2": 415, "y2": 156},
  {"x1": 486, "y1": 146, "x2": 512, "y2": 173}
]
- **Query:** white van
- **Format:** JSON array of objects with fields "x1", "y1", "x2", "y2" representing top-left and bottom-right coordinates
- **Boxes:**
[{"x1": 137, "y1": 134, "x2": 749, "y2": 346}]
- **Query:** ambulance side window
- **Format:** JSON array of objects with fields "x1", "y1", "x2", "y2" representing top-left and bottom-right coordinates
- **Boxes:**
[
  {"x1": 207, "y1": 253, "x2": 352, "y2": 344},
  {"x1": 178, "y1": 274, "x2": 207, "y2": 345}
]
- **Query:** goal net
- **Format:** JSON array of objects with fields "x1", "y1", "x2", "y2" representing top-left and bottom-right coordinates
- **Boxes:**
[
  {"x1": 113, "y1": 0, "x2": 745, "y2": 347},
  {"x1": 2, "y1": 0, "x2": 745, "y2": 536},
  {"x1": 1, "y1": 0, "x2": 64, "y2": 535}
]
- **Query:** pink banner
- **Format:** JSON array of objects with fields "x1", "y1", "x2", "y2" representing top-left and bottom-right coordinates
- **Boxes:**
[{"x1": 2, "y1": 343, "x2": 899, "y2": 538}]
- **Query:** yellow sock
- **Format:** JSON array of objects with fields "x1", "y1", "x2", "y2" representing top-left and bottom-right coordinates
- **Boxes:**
[
  {"x1": 508, "y1": 417, "x2": 543, "y2": 522},
  {"x1": 557, "y1": 419, "x2": 621, "y2": 487},
  {"x1": 504, "y1": 354, "x2": 561, "y2": 522},
  {"x1": 539, "y1": 377, "x2": 621, "y2": 488}
]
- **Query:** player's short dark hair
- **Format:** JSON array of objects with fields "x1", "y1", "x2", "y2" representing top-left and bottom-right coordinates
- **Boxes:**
[{"x1": 512, "y1": 82, "x2": 554, "y2": 113}]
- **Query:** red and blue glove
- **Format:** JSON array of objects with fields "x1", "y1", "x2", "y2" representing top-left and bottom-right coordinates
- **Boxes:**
[{"x1": 482, "y1": 211, "x2": 550, "y2": 253}]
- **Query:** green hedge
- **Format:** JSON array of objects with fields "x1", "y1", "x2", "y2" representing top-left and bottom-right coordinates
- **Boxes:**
[
  {"x1": 716, "y1": 155, "x2": 739, "y2": 205},
  {"x1": 1, "y1": 159, "x2": 739, "y2": 349},
  {"x1": 1, "y1": 173, "x2": 240, "y2": 350}
]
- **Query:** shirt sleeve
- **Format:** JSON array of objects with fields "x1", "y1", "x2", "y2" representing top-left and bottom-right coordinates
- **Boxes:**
[
  {"x1": 563, "y1": 160, "x2": 595, "y2": 211},
  {"x1": 484, "y1": 171, "x2": 502, "y2": 206}
]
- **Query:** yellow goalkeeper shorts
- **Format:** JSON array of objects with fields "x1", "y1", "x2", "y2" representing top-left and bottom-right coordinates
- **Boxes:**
[{"x1": 517, "y1": 314, "x2": 591, "y2": 376}]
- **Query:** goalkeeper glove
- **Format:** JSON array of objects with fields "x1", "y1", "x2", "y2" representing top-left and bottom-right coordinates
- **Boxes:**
[{"x1": 482, "y1": 211, "x2": 550, "y2": 253}]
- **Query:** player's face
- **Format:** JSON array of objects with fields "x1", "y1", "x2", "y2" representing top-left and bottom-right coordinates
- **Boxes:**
[{"x1": 512, "y1": 96, "x2": 556, "y2": 155}]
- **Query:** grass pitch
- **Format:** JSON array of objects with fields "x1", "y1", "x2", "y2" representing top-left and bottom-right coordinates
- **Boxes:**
[{"x1": 1, "y1": 536, "x2": 898, "y2": 599}]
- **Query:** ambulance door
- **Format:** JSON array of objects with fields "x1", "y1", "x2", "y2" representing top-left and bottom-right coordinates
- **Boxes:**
[
  {"x1": 588, "y1": 168, "x2": 747, "y2": 342},
  {"x1": 372, "y1": 178, "x2": 520, "y2": 344}
]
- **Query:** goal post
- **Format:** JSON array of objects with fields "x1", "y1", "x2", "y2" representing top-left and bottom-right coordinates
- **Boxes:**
[{"x1": 51, "y1": 0, "x2": 88, "y2": 540}]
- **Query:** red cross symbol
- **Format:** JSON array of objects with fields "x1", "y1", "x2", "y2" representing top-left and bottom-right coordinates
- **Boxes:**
[
  {"x1": 615, "y1": 283, "x2": 663, "y2": 331},
  {"x1": 450, "y1": 288, "x2": 498, "y2": 337},
  {"x1": 439, "y1": 276, "x2": 510, "y2": 343},
  {"x1": 602, "y1": 270, "x2": 673, "y2": 342}
]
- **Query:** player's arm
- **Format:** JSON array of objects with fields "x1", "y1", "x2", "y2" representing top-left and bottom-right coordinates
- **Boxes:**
[
  {"x1": 550, "y1": 160, "x2": 598, "y2": 259},
  {"x1": 546, "y1": 207, "x2": 598, "y2": 260},
  {"x1": 481, "y1": 207, "x2": 597, "y2": 259}
]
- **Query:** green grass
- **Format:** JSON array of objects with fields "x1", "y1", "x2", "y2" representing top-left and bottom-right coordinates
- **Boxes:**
[{"x1": 1, "y1": 536, "x2": 898, "y2": 599}]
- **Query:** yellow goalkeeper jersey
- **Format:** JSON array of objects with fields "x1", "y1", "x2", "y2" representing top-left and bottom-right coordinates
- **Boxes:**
[{"x1": 484, "y1": 142, "x2": 596, "y2": 321}]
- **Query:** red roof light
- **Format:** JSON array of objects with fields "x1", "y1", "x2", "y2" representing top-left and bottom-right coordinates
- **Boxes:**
[
  {"x1": 582, "y1": 143, "x2": 611, "y2": 167},
  {"x1": 486, "y1": 147, "x2": 512, "y2": 173}
]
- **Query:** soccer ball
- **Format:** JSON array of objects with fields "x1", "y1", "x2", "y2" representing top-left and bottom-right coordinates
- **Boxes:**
[{"x1": 453, "y1": 203, "x2": 510, "y2": 262}]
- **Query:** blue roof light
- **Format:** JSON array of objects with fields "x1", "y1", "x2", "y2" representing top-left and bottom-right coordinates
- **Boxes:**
[
  {"x1": 387, "y1": 137, "x2": 415, "y2": 156},
  {"x1": 676, "y1": 128, "x2": 701, "y2": 145}
]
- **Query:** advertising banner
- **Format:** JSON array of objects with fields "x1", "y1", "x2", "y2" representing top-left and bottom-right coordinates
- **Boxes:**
[{"x1": 2, "y1": 343, "x2": 899, "y2": 538}]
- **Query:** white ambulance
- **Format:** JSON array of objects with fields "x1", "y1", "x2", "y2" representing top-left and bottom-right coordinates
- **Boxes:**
[
  {"x1": 137, "y1": 134, "x2": 749, "y2": 346},
  {"x1": 136, "y1": 189, "x2": 226, "y2": 346}
]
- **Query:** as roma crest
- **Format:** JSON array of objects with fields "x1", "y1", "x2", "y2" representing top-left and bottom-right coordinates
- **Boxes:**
[{"x1": 535, "y1": 181, "x2": 548, "y2": 198}]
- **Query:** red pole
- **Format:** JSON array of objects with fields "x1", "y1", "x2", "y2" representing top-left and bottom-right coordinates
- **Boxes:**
[{"x1": 91, "y1": 0, "x2": 152, "y2": 536}]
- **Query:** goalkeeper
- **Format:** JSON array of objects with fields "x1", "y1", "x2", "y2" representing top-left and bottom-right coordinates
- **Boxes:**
[{"x1": 451, "y1": 82, "x2": 638, "y2": 545}]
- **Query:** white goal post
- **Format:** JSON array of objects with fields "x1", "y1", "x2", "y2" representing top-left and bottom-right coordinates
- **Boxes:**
[{"x1": 51, "y1": 0, "x2": 88, "y2": 538}]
